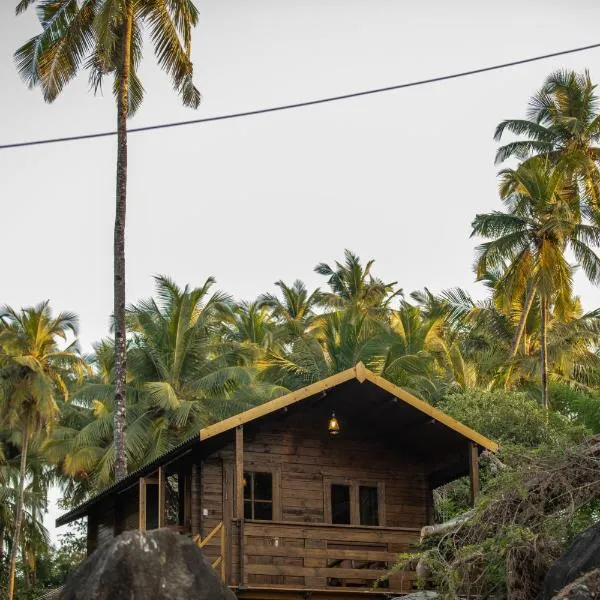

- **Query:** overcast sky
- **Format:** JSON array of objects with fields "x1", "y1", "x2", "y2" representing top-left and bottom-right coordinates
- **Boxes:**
[{"x1": 2, "y1": 0, "x2": 600, "y2": 542}]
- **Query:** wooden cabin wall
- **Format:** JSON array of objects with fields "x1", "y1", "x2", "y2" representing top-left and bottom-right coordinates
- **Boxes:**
[
  {"x1": 115, "y1": 485, "x2": 139, "y2": 534},
  {"x1": 237, "y1": 410, "x2": 428, "y2": 528},
  {"x1": 86, "y1": 498, "x2": 116, "y2": 554},
  {"x1": 198, "y1": 409, "x2": 429, "y2": 587}
]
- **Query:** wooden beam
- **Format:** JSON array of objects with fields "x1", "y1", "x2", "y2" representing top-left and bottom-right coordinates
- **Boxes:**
[
  {"x1": 138, "y1": 478, "x2": 146, "y2": 532},
  {"x1": 235, "y1": 426, "x2": 244, "y2": 519},
  {"x1": 355, "y1": 361, "x2": 367, "y2": 383},
  {"x1": 469, "y1": 442, "x2": 480, "y2": 506},
  {"x1": 158, "y1": 466, "x2": 166, "y2": 528}
]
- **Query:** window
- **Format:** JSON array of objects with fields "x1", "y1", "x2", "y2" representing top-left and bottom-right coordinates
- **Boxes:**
[
  {"x1": 244, "y1": 471, "x2": 273, "y2": 520},
  {"x1": 331, "y1": 484, "x2": 351, "y2": 524},
  {"x1": 359, "y1": 485, "x2": 379, "y2": 526},
  {"x1": 325, "y1": 479, "x2": 384, "y2": 526}
]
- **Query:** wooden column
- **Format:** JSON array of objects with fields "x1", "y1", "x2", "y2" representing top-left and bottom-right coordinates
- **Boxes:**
[
  {"x1": 469, "y1": 442, "x2": 480, "y2": 506},
  {"x1": 138, "y1": 477, "x2": 146, "y2": 531},
  {"x1": 234, "y1": 426, "x2": 244, "y2": 519},
  {"x1": 191, "y1": 463, "x2": 201, "y2": 536},
  {"x1": 158, "y1": 467, "x2": 166, "y2": 528}
]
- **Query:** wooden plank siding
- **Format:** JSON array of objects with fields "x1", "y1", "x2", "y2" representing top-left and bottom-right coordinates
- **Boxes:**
[{"x1": 197, "y1": 407, "x2": 426, "y2": 593}]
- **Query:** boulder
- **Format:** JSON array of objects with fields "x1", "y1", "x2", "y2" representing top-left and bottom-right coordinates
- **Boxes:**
[
  {"x1": 552, "y1": 569, "x2": 600, "y2": 600},
  {"x1": 60, "y1": 529, "x2": 237, "y2": 600},
  {"x1": 541, "y1": 522, "x2": 600, "y2": 600}
]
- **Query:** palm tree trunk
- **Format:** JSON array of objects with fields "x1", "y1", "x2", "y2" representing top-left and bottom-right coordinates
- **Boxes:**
[
  {"x1": 7, "y1": 418, "x2": 30, "y2": 600},
  {"x1": 504, "y1": 284, "x2": 536, "y2": 389},
  {"x1": 540, "y1": 298, "x2": 549, "y2": 410},
  {"x1": 113, "y1": 1, "x2": 134, "y2": 482}
]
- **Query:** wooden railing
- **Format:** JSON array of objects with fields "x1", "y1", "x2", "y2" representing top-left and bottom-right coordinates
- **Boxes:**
[
  {"x1": 241, "y1": 520, "x2": 419, "y2": 593},
  {"x1": 194, "y1": 521, "x2": 226, "y2": 582}
]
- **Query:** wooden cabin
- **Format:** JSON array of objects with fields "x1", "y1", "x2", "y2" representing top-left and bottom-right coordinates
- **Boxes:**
[{"x1": 57, "y1": 363, "x2": 497, "y2": 599}]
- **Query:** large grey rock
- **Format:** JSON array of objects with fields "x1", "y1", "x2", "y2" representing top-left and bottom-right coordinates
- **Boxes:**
[
  {"x1": 541, "y1": 522, "x2": 600, "y2": 600},
  {"x1": 552, "y1": 569, "x2": 600, "y2": 600},
  {"x1": 61, "y1": 529, "x2": 237, "y2": 600}
]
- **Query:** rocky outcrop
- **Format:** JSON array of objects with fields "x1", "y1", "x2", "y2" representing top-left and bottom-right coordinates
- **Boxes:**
[
  {"x1": 552, "y1": 569, "x2": 600, "y2": 600},
  {"x1": 61, "y1": 529, "x2": 237, "y2": 600},
  {"x1": 541, "y1": 522, "x2": 600, "y2": 600}
]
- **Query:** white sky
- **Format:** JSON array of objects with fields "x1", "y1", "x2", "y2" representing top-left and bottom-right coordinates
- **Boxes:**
[{"x1": 2, "y1": 0, "x2": 600, "y2": 543}]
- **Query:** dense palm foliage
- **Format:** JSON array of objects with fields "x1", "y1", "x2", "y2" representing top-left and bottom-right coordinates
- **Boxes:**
[{"x1": 0, "y1": 303, "x2": 87, "y2": 599}]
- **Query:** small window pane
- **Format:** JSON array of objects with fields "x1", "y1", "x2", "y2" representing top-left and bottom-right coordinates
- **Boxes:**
[
  {"x1": 254, "y1": 473, "x2": 273, "y2": 500},
  {"x1": 244, "y1": 500, "x2": 252, "y2": 520},
  {"x1": 243, "y1": 472, "x2": 252, "y2": 500},
  {"x1": 254, "y1": 501, "x2": 273, "y2": 520},
  {"x1": 331, "y1": 484, "x2": 351, "y2": 524},
  {"x1": 243, "y1": 471, "x2": 274, "y2": 521},
  {"x1": 359, "y1": 486, "x2": 379, "y2": 526}
]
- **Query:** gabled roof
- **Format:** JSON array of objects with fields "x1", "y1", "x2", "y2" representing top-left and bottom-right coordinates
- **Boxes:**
[
  {"x1": 199, "y1": 363, "x2": 498, "y2": 452},
  {"x1": 57, "y1": 363, "x2": 497, "y2": 526}
]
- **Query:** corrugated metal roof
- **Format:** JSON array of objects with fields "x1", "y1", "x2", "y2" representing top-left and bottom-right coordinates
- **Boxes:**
[{"x1": 56, "y1": 433, "x2": 200, "y2": 526}]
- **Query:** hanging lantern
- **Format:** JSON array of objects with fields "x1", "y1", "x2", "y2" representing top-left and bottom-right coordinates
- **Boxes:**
[{"x1": 328, "y1": 411, "x2": 340, "y2": 436}]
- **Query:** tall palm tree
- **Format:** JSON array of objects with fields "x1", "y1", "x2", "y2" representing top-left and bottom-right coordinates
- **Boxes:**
[
  {"x1": 494, "y1": 70, "x2": 600, "y2": 212},
  {"x1": 472, "y1": 161, "x2": 600, "y2": 407},
  {"x1": 15, "y1": 0, "x2": 201, "y2": 481},
  {"x1": 0, "y1": 302, "x2": 86, "y2": 600}
]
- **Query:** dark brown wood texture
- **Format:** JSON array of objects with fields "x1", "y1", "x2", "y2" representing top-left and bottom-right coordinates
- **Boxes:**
[{"x1": 198, "y1": 404, "x2": 426, "y2": 592}]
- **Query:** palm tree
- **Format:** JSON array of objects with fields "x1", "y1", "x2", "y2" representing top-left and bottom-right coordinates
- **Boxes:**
[
  {"x1": 221, "y1": 302, "x2": 275, "y2": 353},
  {"x1": 494, "y1": 70, "x2": 600, "y2": 211},
  {"x1": 472, "y1": 161, "x2": 600, "y2": 407},
  {"x1": 52, "y1": 276, "x2": 255, "y2": 489},
  {"x1": 0, "y1": 302, "x2": 86, "y2": 600},
  {"x1": 15, "y1": 0, "x2": 201, "y2": 481},
  {"x1": 315, "y1": 250, "x2": 402, "y2": 315},
  {"x1": 258, "y1": 280, "x2": 322, "y2": 339}
]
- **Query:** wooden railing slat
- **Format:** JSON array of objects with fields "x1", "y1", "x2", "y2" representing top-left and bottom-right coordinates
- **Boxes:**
[{"x1": 195, "y1": 521, "x2": 226, "y2": 583}]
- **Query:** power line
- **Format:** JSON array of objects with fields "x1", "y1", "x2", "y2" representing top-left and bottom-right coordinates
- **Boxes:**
[{"x1": 2, "y1": 41, "x2": 600, "y2": 150}]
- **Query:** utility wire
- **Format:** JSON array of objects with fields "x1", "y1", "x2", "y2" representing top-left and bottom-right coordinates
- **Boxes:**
[{"x1": 2, "y1": 41, "x2": 600, "y2": 150}]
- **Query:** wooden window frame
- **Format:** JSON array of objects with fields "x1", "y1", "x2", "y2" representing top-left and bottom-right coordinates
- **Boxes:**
[
  {"x1": 242, "y1": 467, "x2": 281, "y2": 521},
  {"x1": 324, "y1": 477, "x2": 385, "y2": 527}
]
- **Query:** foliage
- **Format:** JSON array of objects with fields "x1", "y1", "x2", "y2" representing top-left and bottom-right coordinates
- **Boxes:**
[
  {"x1": 0, "y1": 521, "x2": 86, "y2": 600},
  {"x1": 438, "y1": 389, "x2": 590, "y2": 450},
  {"x1": 400, "y1": 437, "x2": 600, "y2": 600}
]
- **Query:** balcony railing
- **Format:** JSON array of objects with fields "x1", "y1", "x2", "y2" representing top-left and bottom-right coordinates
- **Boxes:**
[{"x1": 238, "y1": 520, "x2": 419, "y2": 594}]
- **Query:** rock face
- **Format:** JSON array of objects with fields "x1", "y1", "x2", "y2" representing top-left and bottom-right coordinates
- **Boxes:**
[
  {"x1": 61, "y1": 529, "x2": 237, "y2": 600},
  {"x1": 552, "y1": 569, "x2": 600, "y2": 600},
  {"x1": 541, "y1": 522, "x2": 600, "y2": 600}
]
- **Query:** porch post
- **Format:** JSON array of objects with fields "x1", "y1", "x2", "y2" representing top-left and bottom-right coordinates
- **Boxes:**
[
  {"x1": 469, "y1": 442, "x2": 480, "y2": 506},
  {"x1": 158, "y1": 466, "x2": 166, "y2": 528},
  {"x1": 138, "y1": 477, "x2": 146, "y2": 531},
  {"x1": 191, "y1": 463, "x2": 201, "y2": 536},
  {"x1": 234, "y1": 426, "x2": 244, "y2": 519}
]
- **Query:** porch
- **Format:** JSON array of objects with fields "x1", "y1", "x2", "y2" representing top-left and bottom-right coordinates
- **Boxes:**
[{"x1": 199, "y1": 519, "x2": 420, "y2": 597}]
